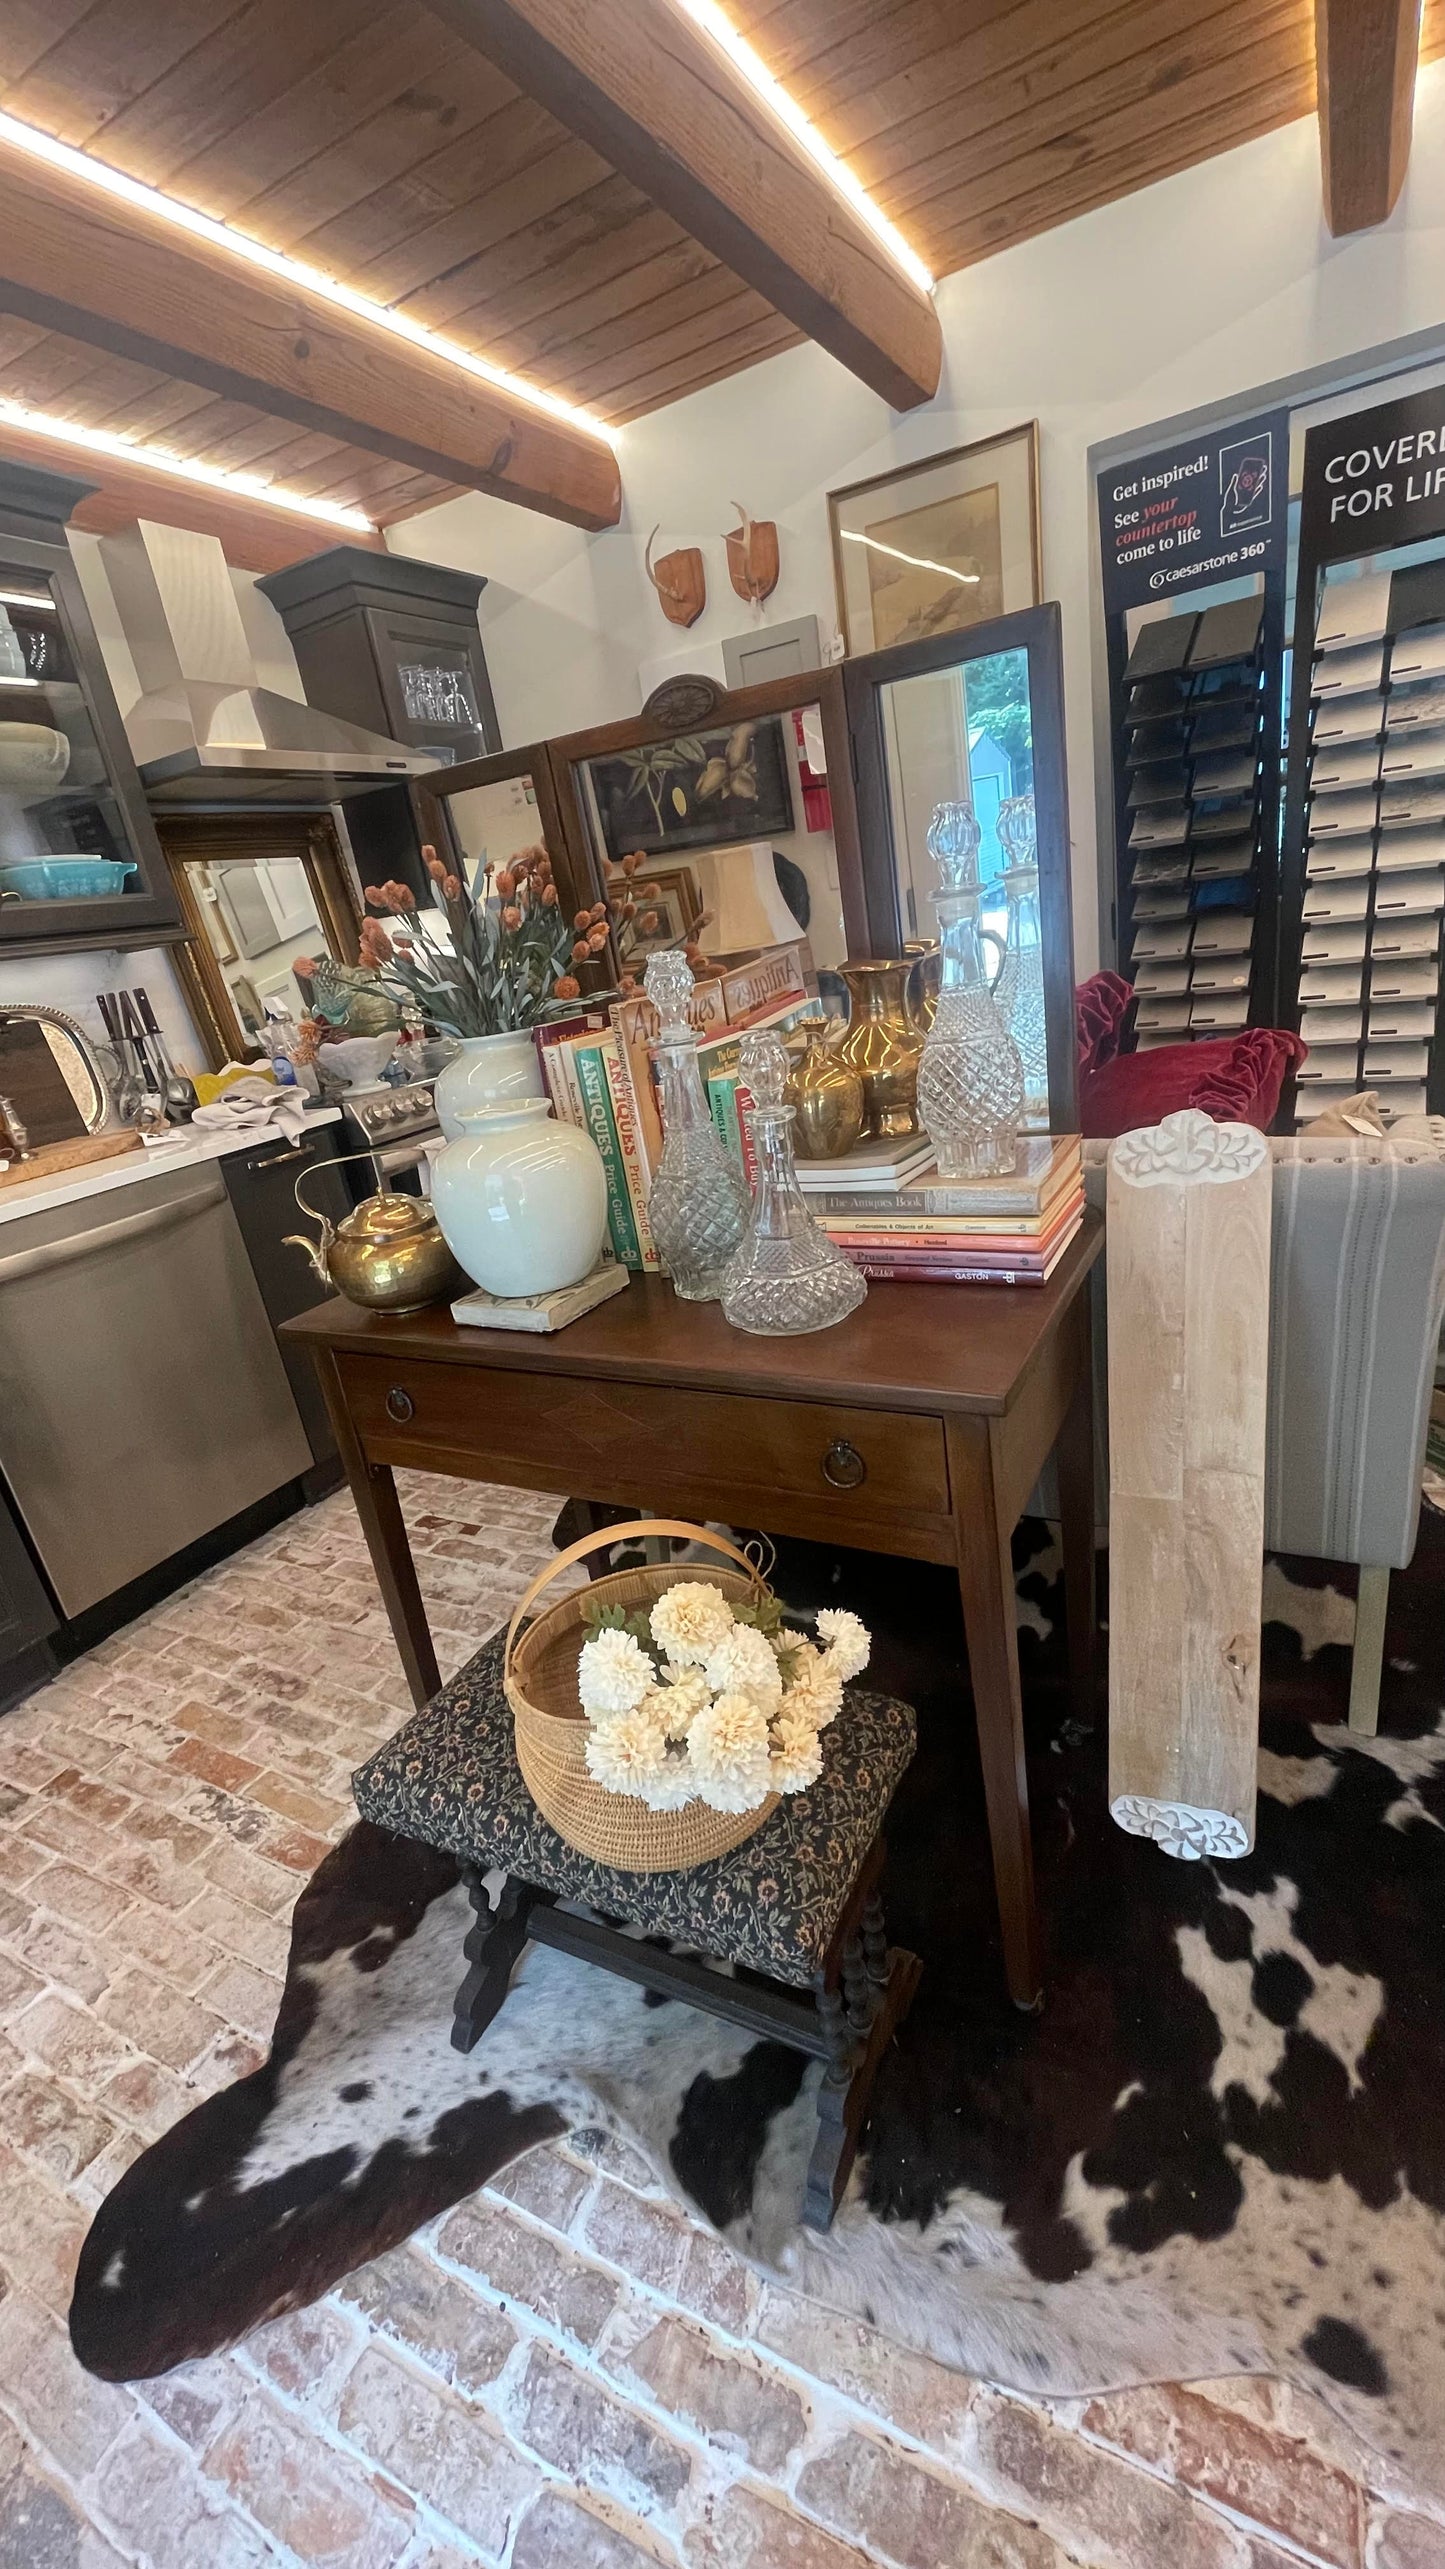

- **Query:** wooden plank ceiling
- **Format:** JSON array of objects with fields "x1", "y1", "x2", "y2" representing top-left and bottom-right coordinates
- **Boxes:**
[{"x1": 0, "y1": 0, "x2": 1441, "y2": 558}]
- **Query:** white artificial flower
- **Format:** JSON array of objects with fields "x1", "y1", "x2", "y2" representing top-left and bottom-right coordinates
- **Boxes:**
[
  {"x1": 816, "y1": 1607, "x2": 871, "y2": 1681},
  {"x1": 649, "y1": 1580, "x2": 736, "y2": 1667},
  {"x1": 578, "y1": 1625, "x2": 656, "y2": 1719},
  {"x1": 636, "y1": 1749, "x2": 698, "y2": 1814},
  {"x1": 770, "y1": 1726, "x2": 823, "y2": 1794},
  {"x1": 585, "y1": 1709, "x2": 668, "y2": 1797},
  {"x1": 782, "y1": 1652, "x2": 844, "y2": 1731},
  {"x1": 686, "y1": 1690, "x2": 773, "y2": 1815},
  {"x1": 648, "y1": 1666, "x2": 711, "y2": 1738},
  {"x1": 703, "y1": 1621, "x2": 783, "y2": 1713}
]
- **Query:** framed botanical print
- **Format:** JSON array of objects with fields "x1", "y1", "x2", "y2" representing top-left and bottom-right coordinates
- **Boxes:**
[
  {"x1": 829, "y1": 426, "x2": 1042, "y2": 655},
  {"x1": 585, "y1": 717, "x2": 794, "y2": 861}
]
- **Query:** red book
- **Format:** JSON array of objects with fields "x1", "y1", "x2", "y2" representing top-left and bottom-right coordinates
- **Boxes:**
[
  {"x1": 826, "y1": 1202, "x2": 1082, "y2": 1259},
  {"x1": 851, "y1": 1260, "x2": 1049, "y2": 1286},
  {"x1": 847, "y1": 1220, "x2": 1081, "y2": 1287}
]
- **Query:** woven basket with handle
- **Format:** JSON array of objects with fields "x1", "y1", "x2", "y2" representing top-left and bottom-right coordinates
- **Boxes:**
[{"x1": 506, "y1": 1519, "x2": 782, "y2": 1873}]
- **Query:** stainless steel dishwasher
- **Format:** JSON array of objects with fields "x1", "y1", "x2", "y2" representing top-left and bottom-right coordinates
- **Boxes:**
[{"x1": 0, "y1": 1160, "x2": 313, "y2": 1616}]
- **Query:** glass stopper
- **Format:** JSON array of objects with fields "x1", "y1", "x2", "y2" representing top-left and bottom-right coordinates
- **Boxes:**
[{"x1": 643, "y1": 947, "x2": 695, "y2": 1039}]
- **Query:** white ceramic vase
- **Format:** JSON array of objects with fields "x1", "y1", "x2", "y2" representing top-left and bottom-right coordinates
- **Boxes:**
[
  {"x1": 433, "y1": 1030, "x2": 544, "y2": 1141},
  {"x1": 431, "y1": 1099, "x2": 610, "y2": 1298}
]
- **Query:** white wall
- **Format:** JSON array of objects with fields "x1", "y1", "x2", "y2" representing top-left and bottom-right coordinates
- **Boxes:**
[{"x1": 390, "y1": 63, "x2": 1445, "y2": 974}]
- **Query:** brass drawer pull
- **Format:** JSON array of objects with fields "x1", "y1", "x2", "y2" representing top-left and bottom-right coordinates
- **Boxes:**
[
  {"x1": 822, "y1": 1438, "x2": 866, "y2": 1490},
  {"x1": 386, "y1": 1386, "x2": 415, "y2": 1423}
]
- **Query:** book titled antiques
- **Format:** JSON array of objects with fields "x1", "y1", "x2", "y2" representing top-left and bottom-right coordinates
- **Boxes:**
[{"x1": 717, "y1": 940, "x2": 808, "y2": 1023}]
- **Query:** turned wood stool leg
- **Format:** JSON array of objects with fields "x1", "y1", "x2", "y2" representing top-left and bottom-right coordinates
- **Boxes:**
[
  {"x1": 802, "y1": 1876, "x2": 922, "y2": 2233},
  {"x1": 862, "y1": 1890, "x2": 888, "y2": 1995},
  {"x1": 451, "y1": 1871, "x2": 537, "y2": 2053},
  {"x1": 841, "y1": 1933, "x2": 873, "y2": 2039}
]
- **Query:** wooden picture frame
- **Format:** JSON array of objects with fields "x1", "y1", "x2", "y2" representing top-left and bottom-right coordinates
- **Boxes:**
[
  {"x1": 829, "y1": 427, "x2": 1043, "y2": 658},
  {"x1": 157, "y1": 811, "x2": 362, "y2": 1072}
]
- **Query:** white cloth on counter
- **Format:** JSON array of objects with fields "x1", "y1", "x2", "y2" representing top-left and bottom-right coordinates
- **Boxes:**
[{"x1": 188, "y1": 1077, "x2": 312, "y2": 1138}]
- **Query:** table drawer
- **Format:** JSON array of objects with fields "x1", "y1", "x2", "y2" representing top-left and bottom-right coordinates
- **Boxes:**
[{"x1": 335, "y1": 1353, "x2": 949, "y2": 1520}]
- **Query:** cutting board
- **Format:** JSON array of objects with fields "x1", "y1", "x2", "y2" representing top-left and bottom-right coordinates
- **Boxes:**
[{"x1": 0, "y1": 1129, "x2": 141, "y2": 1185}]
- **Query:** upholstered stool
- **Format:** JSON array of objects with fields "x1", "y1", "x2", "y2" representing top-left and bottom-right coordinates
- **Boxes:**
[{"x1": 353, "y1": 1635, "x2": 920, "y2": 2229}]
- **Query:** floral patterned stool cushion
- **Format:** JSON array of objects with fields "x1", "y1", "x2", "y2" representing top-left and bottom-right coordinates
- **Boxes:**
[{"x1": 352, "y1": 1635, "x2": 920, "y2": 2229}]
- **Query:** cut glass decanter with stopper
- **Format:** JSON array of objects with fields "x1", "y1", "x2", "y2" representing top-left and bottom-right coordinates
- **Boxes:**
[
  {"x1": 642, "y1": 948, "x2": 749, "y2": 1301},
  {"x1": 993, "y1": 792, "x2": 1049, "y2": 1123},
  {"x1": 720, "y1": 1027, "x2": 866, "y2": 1336},
  {"x1": 915, "y1": 799, "x2": 1025, "y2": 1179}
]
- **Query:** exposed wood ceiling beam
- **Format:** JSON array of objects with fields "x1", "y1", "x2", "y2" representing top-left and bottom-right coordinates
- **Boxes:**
[
  {"x1": 0, "y1": 131, "x2": 622, "y2": 530},
  {"x1": 422, "y1": 0, "x2": 943, "y2": 411},
  {"x1": 1315, "y1": 0, "x2": 1423, "y2": 232},
  {"x1": 0, "y1": 406, "x2": 378, "y2": 574}
]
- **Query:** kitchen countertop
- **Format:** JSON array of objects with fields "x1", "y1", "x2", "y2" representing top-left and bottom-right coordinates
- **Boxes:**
[{"x1": 0, "y1": 1106, "x2": 342, "y2": 1228}]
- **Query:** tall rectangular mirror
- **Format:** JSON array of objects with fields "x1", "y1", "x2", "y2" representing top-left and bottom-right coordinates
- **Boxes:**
[{"x1": 845, "y1": 603, "x2": 1078, "y2": 1131}]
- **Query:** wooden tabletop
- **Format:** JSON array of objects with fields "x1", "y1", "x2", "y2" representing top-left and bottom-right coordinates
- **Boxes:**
[{"x1": 282, "y1": 1212, "x2": 1101, "y2": 1419}]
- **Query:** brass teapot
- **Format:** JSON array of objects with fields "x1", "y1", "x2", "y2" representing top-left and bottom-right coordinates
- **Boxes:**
[{"x1": 286, "y1": 1153, "x2": 463, "y2": 1314}]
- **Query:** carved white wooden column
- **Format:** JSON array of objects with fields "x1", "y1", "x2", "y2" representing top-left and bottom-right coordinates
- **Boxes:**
[{"x1": 1107, "y1": 1108, "x2": 1272, "y2": 1860}]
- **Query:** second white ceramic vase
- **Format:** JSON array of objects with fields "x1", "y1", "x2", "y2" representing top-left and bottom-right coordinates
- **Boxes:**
[
  {"x1": 433, "y1": 1030, "x2": 544, "y2": 1141},
  {"x1": 431, "y1": 1099, "x2": 609, "y2": 1298}
]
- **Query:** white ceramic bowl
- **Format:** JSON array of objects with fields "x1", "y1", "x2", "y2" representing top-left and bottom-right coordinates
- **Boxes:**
[
  {"x1": 0, "y1": 723, "x2": 71, "y2": 797},
  {"x1": 319, "y1": 1033, "x2": 399, "y2": 1089}
]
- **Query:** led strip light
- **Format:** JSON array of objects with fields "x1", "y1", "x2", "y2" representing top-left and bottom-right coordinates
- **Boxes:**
[
  {"x1": 0, "y1": 396, "x2": 376, "y2": 530},
  {"x1": 0, "y1": 108, "x2": 618, "y2": 448},
  {"x1": 669, "y1": 0, "x2": 934, "y2": 296}
]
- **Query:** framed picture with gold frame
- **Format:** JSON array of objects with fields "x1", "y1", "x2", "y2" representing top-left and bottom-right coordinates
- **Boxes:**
[{"x1": 828, "y1": 426, "x2": 1042, "y2": 656}]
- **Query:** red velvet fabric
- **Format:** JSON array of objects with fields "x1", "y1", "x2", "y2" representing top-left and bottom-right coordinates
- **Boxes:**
[
  {"x1": 1077, "y1": 1022, "x2": 1306, "y2": 1140},
  {"x1": 1075, "y1": 970, "x2": 1134, "y2": 1076}
]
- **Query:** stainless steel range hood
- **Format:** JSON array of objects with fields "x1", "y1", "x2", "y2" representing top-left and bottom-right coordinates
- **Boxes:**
[{"x1": 101, "y1": 521, "x2": 441, "y2": 805}]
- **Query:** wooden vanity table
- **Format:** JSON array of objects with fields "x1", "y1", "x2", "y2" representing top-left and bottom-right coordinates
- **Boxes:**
[{"x1": 285, "y1": 1215, "x2": 1100, "y2": 2010}]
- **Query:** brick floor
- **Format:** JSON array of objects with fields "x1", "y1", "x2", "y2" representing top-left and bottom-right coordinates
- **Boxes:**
[{"x1": 0, "y1": 1470, "x2": 1441, "y2": 2568}]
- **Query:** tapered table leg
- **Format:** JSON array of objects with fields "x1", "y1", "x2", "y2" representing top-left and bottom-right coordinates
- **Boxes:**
[
  {"x1": 947, "y1": 1414, "x2": 1043, "y2": 2011},
  {"x1": 1056, "y1": 1282, "x2": 1098, "y2": 1706},
  {"x1": 317, "y1": 1348, "x2": 440, "y2": 1709}
]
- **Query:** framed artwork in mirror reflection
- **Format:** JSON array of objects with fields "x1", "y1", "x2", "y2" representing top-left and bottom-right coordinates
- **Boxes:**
[{"x1": 587, "y1": 718, "x2": 794, "y2": 862}]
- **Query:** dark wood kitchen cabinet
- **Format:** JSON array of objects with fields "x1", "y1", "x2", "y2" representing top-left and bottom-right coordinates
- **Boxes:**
[
  {"x1": 219, "y1": 1124, "x2": 352, "y2": 1494},
  {"x1": 0, "y1": 1475, "x2": 59, "y2": 1710},
  {"x1": 0, "y1": 460, "x2": 181, "y2": 958},
  {"x1": 257, "y1": 547, "x2": 498, "y2": 898}
]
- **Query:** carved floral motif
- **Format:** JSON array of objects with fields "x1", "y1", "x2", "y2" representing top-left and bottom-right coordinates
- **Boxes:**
[
  {"x1": 1111, "y1": 1107, "x2": 1268, "y2": 1188},
  {"x1": 1110, "y1": 1793, "x2": 1252, "y2": 1861}
]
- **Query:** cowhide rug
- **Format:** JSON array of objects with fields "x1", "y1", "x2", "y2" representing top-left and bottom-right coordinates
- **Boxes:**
[{"x1": 69, "y1": 1523, "x2": 1445, "y2": 2485}]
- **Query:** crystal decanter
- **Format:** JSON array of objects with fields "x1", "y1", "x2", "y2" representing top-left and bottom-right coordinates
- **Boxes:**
[
  {"x1": 915, "y1": 800, "x2": 1024, "y2": 1179},
  {"x1": 721, "y1": 1028, "x2": 866, "y2": 1336},
  {"x1": 993, "y1": 793, "x2": 1048, "y2": 1122},
  {"x1": 643, "y1": 949, "x2": 749, "y2": 1301}
]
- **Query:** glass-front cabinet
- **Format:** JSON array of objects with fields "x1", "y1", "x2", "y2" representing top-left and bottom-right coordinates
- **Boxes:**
[{"x1": 0, "y1": 461, "x2": 178, "y2": 953}]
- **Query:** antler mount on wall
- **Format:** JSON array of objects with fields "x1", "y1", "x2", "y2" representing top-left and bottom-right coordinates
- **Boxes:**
[{"x1": 644, "y1": 526, "x2": 707, "y2": 627}]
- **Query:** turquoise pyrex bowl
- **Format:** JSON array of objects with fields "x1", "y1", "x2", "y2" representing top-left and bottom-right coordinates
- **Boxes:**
[{"x1": 0, "y1": 858, "x2": 137, "y2": 900}]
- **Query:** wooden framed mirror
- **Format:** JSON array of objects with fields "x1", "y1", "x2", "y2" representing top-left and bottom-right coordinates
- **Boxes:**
[
  {"x1": 548, "y1": 666, "x2": 867, "y2": 1000},
  {"x1": 844, "y1": 602, "x2": 1078, "y2": 1130},
  {"x1": 157, "y1": 811, "x2": 363, "y2": 1070},
  {"x1": 421, "y1": 741, "x2": 589, "y2": 926}
]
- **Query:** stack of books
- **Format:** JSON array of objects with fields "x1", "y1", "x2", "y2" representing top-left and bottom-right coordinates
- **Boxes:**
[
  {"x1": 535, "y1": 942, "x2": 822, "y2": 1272},
  {"x1": 800, "y1": 1132, "x2": 1085, "y2": 1286}
]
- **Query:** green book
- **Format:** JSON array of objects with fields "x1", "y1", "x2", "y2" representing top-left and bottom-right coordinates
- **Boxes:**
[
  {"x1": 572, "y1": 1038, "x2": 643, "y2": 1269},
  {"x1": 707, "y1": 1066, "x2": 743, "y2": 1168}
]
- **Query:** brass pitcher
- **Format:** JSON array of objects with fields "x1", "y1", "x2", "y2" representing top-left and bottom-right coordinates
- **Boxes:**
[
  {"x1": 286, "y1": 1152, "x2": 463, "y2": 1314},
  {"x1": 786, "y1": 1019, "x2": 865, "y2": 1160},
  {"x1": 836, "y1": 959, "x2": 924, "y2": 1139},
  {"x1": 904, "y1": 939, "x2": 941, "y2": 1033}
]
